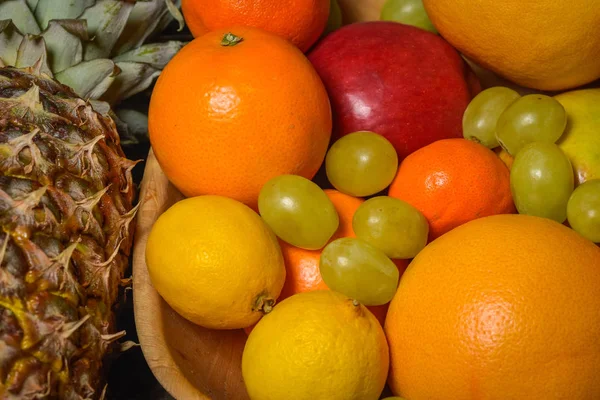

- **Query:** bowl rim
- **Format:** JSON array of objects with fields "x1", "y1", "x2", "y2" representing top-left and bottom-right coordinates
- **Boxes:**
[{"x1": 132, "y1": 149, "x2": 208, "y2": 400}]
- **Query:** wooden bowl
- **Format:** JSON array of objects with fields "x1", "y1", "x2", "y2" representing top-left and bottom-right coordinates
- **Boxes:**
[
  {"x1": 132, "y1": 3, "x2": 387, "y2": 399},
  {"x1": 132, "y1": 149, "x2": 250, "y2": 400}
]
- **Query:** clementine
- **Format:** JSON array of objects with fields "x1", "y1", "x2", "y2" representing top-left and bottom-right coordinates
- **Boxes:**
[
  {"x1": 388, "y1": 138, "x2": 515, "y2": 241},
  {"x1": 494, "y1": 146, "x2": 514, "y2": 171},
  {"x1": 385, "y1": 214, "x2": 600, "y2": 399},
  {"x1": 148, "y1": 27, "x2": 332, "y2": 210},
  {"x1": 181, "y1": 0, "x2": 330, "y2": 52}
]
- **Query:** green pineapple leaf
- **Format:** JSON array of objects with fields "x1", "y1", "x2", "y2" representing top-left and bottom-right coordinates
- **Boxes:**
[
  {"x1": 165, "y1": 0, "x2": 185, "y2": 31},
  {"x1": 0, "y1": 0, "x2": 41, "y2": 34},
  {"x1": 101, "y1": 61, "x2": 160, "y2": 104},
  {"x1": 0, "y1": 0, "x2": 187, "y2": 109},
  {"x1": 82, "y1": 0, "x2": 135, "y2": 60},
  {"x1": 41, "y1": 20, "x2": 87, "y2": 73},
  {"x1": 55, "y1": 59, "x2": 118, "y2": 99},
  {"x1": 112, "y1": 0, "x2": 183, "y2": 55},
  {"x1": 89, "y1": 99, "x2": 112, "y2": 115},
  {"x1": 0, "y1": 20, "x2": 24, "y2": 66},
  {"x1": 15, "y1": 34, "x2": 53, "y2": 76},
  {"x1": 153, "y1": 0, "x2": 183, "y2": 37},
  {"x1": 113, "y1": 108, "x2": 150, "y2": 145},
  {"x1": 113, "y1": 40, "x2": 184, "y2": 69},
  {"x1": 34, "y1": 0, "x2": 96, "y2": 30}
]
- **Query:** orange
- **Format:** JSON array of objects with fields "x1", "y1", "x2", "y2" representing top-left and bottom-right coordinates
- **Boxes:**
[
  {"x1": 385, "y1": 214, "x2": 600, "y2": 399},
  {"x1": 422, "y1": 0, "x2": 600, "y2": 91},
  {"x1": 244, "y1": 190, "x2": 409, "y2": 334},
  {"x1": 181, "y1": 0, "x2": 330, "y2": 52},
  {"x1": 148, "y1": 27, "x2": 332, "y2": 210},
  {"x1": 388, "y1": 138, "x2": 515, "y2": 241},
  {"x1": 494, "y1": 146, "x2": 513, "y2": 171}
]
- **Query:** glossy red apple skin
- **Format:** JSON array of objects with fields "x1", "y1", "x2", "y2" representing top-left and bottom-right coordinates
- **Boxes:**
[{"x1": 308, "y1": 21, "x2": 481, "y2": 159}]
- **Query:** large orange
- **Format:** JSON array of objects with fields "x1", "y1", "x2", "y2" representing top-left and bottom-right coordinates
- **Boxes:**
[
  {"x1": 385, "y1": 214, "x2": 600, "y2": 399},
  {"x1": 422, "y1": 0, "x2": 600, "y2": 91},
  {"x1": 388, "y1": 138, "x2": 515, "y2": 241},
  {"x1": 148, "y1": 27, "x2": 332, "y2": 210},
  {"x1": 181, "y1": 0, "x2": 330, "y2": 52}
]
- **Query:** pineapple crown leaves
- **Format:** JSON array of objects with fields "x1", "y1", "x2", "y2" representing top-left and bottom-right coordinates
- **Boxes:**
[{"x1": 0, "y1": 0, "x2": 185, "y2": 109}]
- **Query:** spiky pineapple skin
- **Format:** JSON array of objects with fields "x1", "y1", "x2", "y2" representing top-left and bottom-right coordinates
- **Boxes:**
[{"x1": 0, "y1": 65, "x2": 137, "y2": 399}]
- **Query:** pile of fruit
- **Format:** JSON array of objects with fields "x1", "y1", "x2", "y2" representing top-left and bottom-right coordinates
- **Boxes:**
[
  {"x1": 1, "y1": 0, "x2": 598, "y2": 399},
  {"x1": 144, "y1": 0, "x2": 600, "y2": 399}
]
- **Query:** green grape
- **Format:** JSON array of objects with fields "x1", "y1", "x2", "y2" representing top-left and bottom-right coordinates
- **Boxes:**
[
  {"x1": 353, "y1": 196, "x2": 428, "y2": 259},
  {"x1": 462, "y1": 86, "x2": 521, "y2": 148},
  {"x1": 258, "y1": 174, "x2": 339, "y2": 250},
  {"x1": 324, "y1": 0, "x2": 343, "y2": 35},
  {"x1": 496, "y1": 94, "x2": 567, "y2": 156},
  {"x1": 567, "y1": 179, "x2": 600, "y2": 243},
  {"x1": 510, "y1": 142, "x2": 574, "y2": 223},
  {"x1": 326, "y1": 131, "x2": 399, "y2": 197},
  {"x1": 380, "y1": 0, "x2": 437, "y2": 33},
  {"x1": 320, "y1": 237, "x2": 400, "y2": 306}
]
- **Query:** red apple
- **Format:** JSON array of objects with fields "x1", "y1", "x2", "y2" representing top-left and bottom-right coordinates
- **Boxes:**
[{"x1": 308, "y1": 21, "x2": 481, "y2": 158}]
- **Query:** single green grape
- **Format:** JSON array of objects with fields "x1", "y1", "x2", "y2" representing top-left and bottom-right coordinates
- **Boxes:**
[
  {"x1": 353, "y1": 196, "x2": 428, "y2": 259},
  {"x1": 496, "y1": 94, "x2": 567, "y2": 156},
  {"x1": 510, "y1": 142, "x2": 574, "y2": 223},
  {"x1": 320, "y1": 237, "x2": 400, "y2": 306},
  {"x1": 326, "y1": 131, "x2": 399, "y2": 197},
  {"x1": 462, "y1": 86, "x2": 521, "y2": 148},
  {"x1": 380, "y1": 0, "x2": 437, "y2": 33},
  {"x1": 567, "y1": 179, "x2": 600, "y2": 243},
  {"x1": 258, "y1": 174, "x2": 339, "y2": 250}
]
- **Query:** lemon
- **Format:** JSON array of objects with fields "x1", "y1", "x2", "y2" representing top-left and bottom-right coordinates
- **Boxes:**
[
  {"x1": 145, "y1": 195, "x2": 286, "y2": 329},
  {"x1": 242, "y1": 290, "x2": 389, "y2": 400}
]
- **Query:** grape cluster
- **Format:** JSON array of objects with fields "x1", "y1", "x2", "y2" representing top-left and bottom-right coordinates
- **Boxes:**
[
  {"x1": 258, "y1": 131, "x2": 429, "y2": 306},
  {"x1": 463, "y1": 87, "x2": 600, "y2": 242}
]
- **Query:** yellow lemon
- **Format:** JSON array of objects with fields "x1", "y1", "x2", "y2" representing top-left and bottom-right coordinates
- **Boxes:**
[
  {"x1": 555, "y1": 88, "x2": 600, "y2": 186},
  {"x1": 242, "y1": 290, "x2": 389, "y2": 400},
  {"x1": 145, "y1": 195, "x2": 286, "y2": 329}
]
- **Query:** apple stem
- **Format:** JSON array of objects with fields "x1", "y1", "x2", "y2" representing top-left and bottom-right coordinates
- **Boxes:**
[{"x1": 221, "y1": 33, "x2": 244, "y2": 47}]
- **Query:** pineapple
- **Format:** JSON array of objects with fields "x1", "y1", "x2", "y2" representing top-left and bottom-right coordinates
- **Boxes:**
[
  {"x1": 0, "y1": 61, "x2": 138, "y2": 399},
  {"x1": 0, "y1": 0, "x2": 186, "y2": 145}
]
